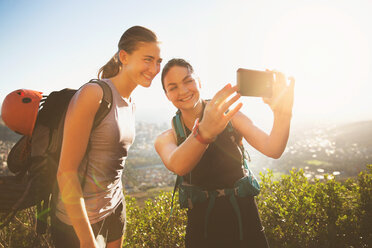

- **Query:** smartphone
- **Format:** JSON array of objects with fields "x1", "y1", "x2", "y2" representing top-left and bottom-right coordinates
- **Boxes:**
[{"x1": 237, "y1": 68, "x2": 274, "y2": 97}]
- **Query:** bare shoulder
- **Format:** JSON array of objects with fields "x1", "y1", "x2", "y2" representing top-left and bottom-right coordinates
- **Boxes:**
[
  {"x1": 155, "y1": 129, "x2": 175, "y2": 143},
  {"x1": 155, "y1": 129, "x2": 176, "y2": 148},
  {"x1": 70, "y1": 83, "x2": 103, "y2": 110},
  {"x1": 76, "y1": 83, "x2": 103, "y2": 103}
]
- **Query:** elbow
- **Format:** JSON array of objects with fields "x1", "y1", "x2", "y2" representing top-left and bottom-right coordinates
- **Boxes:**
[
  {"x1": 264, "y1": 144, "x2": 286, "y2": 159},
  {"x1": 168, "y1": 164, "x2": 189, "y2": 177},
  {"x1": 269, "y1": 153, "x2": 282, "y2": 159},
  {"x1": 166, "y1": 159, "x2": 190, "y2": 177},
  {"x1": 175, "y1": 169, "x2": 188, "y2": 177},
  {"x1": 267, "y1": 150, "x2": 284, "y2": 159}
]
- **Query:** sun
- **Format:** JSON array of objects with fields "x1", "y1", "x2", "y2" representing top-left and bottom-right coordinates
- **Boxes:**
[{"x1": 261, "y1": 4, "x2": 371, "y2": 121}]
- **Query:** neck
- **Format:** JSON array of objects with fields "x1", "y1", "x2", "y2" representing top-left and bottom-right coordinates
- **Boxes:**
[
  {"x1": 180, "y1": 99, "x2": 204, "y2": 129},
  {"x1": 109, "y1": 71, "x2": 137, "y2": 99}
]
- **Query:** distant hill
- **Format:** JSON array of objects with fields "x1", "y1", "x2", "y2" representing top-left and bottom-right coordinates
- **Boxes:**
[
  {"x1": 0, "y1": 116, "x2": 21, "y2": 142},
  {"x1": 330, "y1": 120, "x2": 372, "y2": 146},
  {"x1": 1, "y1": 116, "x2": 371, "y2": 179},
  {"x1": 260, "y1": 119, "x2": 372, "y2": 179}
]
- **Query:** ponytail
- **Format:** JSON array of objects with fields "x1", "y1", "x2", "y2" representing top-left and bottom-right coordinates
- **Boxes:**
[{"x1": 98, "y1": 52, "x2": 121, "y2": 79}]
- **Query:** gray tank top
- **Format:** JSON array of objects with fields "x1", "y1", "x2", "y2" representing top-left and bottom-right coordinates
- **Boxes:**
[{"x1": 55, "y1": 79, "x2": 135, "y2": 225}]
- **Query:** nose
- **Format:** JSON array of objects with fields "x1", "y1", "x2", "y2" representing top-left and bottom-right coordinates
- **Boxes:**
[
  {"x1": 149, "y1": 61, "x2": 160, "y2": 77},
  {"x1": 178, "y1": 83, "x2": 188, "y2": 95}
]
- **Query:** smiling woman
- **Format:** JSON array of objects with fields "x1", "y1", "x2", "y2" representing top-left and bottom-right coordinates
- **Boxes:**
[{"x1": 53, "y1": 26, "x2": 162, "y2": 248}]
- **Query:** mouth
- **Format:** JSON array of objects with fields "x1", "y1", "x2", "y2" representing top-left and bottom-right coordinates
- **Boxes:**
[
  {"x1": 143, "y1": 73, "x2": 153, "y2": 81},
  {"x1": 179, "y1": 94, "x2": 193, "y2": 102}
]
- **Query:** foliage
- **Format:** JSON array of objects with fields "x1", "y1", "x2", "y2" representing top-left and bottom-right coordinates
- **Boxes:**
[
  {"x1": 0, "y1": 166, "x2": 371, "y2": 248},
  {"x1": 257, "y1": 165, "x2": 372, "y2": 248},
  {"x1": 124, "y1": 191, "x2": 187, "y2": 248},
  {"x1": 0, "y1": 207, "x2": 51, "y2": 248}
]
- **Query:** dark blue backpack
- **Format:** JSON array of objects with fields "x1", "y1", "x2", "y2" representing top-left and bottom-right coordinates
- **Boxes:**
[{"x1": 168, "y1": 110, "x2": 260, "y2": 240}]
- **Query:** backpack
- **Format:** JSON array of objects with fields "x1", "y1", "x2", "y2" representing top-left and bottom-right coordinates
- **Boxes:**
[
  {"x1": 0, "y1": 79, "x2": 113, "y2": 234},
  {"x1": 168, "y1": 110, "x2": 260, "y2": 240}
]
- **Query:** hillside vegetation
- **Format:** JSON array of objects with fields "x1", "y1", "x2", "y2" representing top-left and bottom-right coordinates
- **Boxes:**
[{"x1": 1, "y1": 165, "x2": 371, "y2": 247}]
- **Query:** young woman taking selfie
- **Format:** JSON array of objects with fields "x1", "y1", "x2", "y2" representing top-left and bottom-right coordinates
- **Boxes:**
[{"x1": 155, "y1": 58, "x2": 294, "y2": 248}]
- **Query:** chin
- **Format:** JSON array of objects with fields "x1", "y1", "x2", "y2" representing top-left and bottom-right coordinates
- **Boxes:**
[{"x1": 139, "y1": 81, "x2": 152, "y2": 88}]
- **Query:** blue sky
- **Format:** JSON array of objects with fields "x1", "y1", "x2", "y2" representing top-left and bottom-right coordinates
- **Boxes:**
[{"x1": 1, "y1": 0, "x2": 371, "y2": 128}]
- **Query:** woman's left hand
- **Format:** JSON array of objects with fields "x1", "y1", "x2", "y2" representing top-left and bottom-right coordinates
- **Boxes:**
[{"x1": 263, "y1": 70, "x2": 295, "y2": 116}]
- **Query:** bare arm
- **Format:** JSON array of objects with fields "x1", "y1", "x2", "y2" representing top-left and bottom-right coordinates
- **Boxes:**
[
  {"x1": 56, "y1": 83, "x2": 103, "y2": 248},
  {"x1": 231, "y1": 111, "x2": 291, "y2": 158},
  {"x1": 232, "y1": 72, "x2": 295, "y2": 159},
  {"x1": 155, "y1": 129, "x2": 208, "y2": 176}
]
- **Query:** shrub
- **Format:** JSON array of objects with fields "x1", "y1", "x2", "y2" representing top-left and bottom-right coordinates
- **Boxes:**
[
  {"x1": 124, "y1": 191, "x2": 187, "y2": 248},
  {"x1": 1, "y1": 166, "x2": 371, "y2": 247},
  {"x1": 257, "y1": 165, "x2": 372, "y2": 248}
]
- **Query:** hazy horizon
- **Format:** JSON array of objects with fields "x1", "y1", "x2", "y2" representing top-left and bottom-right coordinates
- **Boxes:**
[{"x1": 1, "y1": 0, "x2": 371, "y2": 128}]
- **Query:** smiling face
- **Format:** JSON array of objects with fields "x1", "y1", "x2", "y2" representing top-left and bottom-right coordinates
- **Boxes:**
[
  {"x1": 121, "y1": 42, "x2": 162, "y2": 88},
  {"x1": 163, "y1": 65, "x2": 201, "y2": 110}
]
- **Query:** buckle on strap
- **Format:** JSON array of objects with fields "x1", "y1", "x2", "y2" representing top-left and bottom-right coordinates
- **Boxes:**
[{"x1": 216, "y1": 189, "x2": 225, "y2": 197}]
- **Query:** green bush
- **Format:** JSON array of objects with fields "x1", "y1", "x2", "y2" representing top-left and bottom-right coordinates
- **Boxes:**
[
  {"x1": 0, "y1": 207, "x2": 52, "y2": 248},
  {"x1": 124, "y1": 191, "x2": 187, "y2": 248},
  {"x1": 1, "y1": 165, "x2": 371, "y2": 247},
  {"x1": 257, "y1": 165, "x2": 372, "y2": 248}
]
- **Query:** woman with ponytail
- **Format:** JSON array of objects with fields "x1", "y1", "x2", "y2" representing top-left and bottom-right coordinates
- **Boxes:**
[{"x1": 52, "y1": 26, "x2": 162, "y2": 248}]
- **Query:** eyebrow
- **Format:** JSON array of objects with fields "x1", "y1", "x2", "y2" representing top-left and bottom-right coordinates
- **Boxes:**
[
  {"x1": 166, "y1": 82, "x2": 177, "y2": 89},
  {"x1": 166, "y1": 74, "x2": 193, "y2": 89},
  {"x1": 144, "y1": 55, "x2": 163, "y2": 62},
  {"x1": 182, "y1": 74, "x2": 192, "y2": 81}
]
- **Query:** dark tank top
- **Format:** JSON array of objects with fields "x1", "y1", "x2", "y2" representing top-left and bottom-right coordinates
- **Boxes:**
[{"x1": 183, "y1": 124, "x2": 245, "y2": 190}]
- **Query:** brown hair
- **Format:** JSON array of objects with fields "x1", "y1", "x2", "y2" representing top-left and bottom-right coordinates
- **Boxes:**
[
  {"x1": 98, "y1": 26, "x2": 158, "y2": 79},
  {"x1": 161, "y1": 58, "x2": 194, "y2": 91}
]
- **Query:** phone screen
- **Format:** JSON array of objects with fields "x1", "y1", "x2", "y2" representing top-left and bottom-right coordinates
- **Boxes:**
[{"x1": 237, "y1": 68, "x2": 273, "y2": 97}]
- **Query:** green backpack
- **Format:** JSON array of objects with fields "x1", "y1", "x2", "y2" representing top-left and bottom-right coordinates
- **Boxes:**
[{"x1": 168, "y1": 110, "x2": 260, "y2": 240}]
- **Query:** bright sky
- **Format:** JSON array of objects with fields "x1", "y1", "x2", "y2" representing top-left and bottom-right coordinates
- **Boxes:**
[{"x1": 1, "y1": 0, "x2": 371, "y2": 129}]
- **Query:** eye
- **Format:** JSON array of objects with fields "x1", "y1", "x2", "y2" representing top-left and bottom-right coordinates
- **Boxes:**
[{"x1": 144, "y1": 58, "x2": 152, "y2": 62}]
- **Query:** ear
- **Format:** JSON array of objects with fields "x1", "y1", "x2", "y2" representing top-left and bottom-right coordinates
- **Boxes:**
[{"x1": 118, "y1": 49, "x2": 129, "y2": 65}]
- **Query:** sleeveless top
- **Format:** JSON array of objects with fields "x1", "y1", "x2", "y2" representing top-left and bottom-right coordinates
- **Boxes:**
[
  {"x1": 55, "y1": 79, "x2": 135, "y2": 225},
  {"x1": 183, "y1": 123, "x2": 245, "y2": 190}
]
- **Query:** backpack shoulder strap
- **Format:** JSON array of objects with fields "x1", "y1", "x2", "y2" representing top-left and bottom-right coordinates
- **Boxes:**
[
  {"x1": 171, "y1": 110, "x2": 187, "y2": 145},
  {"x1": 225, "y1": 120, "x2": 251, "y2": 169},
  {"x1": 89, "y1": 79, "x2": 113, "y2": 129},
  {"x1": 167, "y1": 110, "x2": 187, "y2": 227},
  {"x1": 80, "y1": 79, "x2": 112, "y2": 187},
  {"x1": 171, "y1": 110, "x2": 188, "y2": 188}
]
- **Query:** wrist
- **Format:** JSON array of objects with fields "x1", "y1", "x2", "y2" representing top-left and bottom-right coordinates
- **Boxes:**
[
  {"x1": 273, "y1": 110, "x2": 292, "y2": 118},
  {"x1": 192, "y1": 118, "x2": 216, "y2": 144}
]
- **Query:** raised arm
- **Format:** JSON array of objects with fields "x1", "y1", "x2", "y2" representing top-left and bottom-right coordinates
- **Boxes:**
[
  {"x1": 231, "y1": 72, "x2": 295, "y2": 159},
  {"x1": 56, "y1": 83, "x2": 103, "y2": 248}
]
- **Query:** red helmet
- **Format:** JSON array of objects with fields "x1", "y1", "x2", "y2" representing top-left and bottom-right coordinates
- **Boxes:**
[{"x1": 1, "y1": 89, "x2": 43, "y2": 136}]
